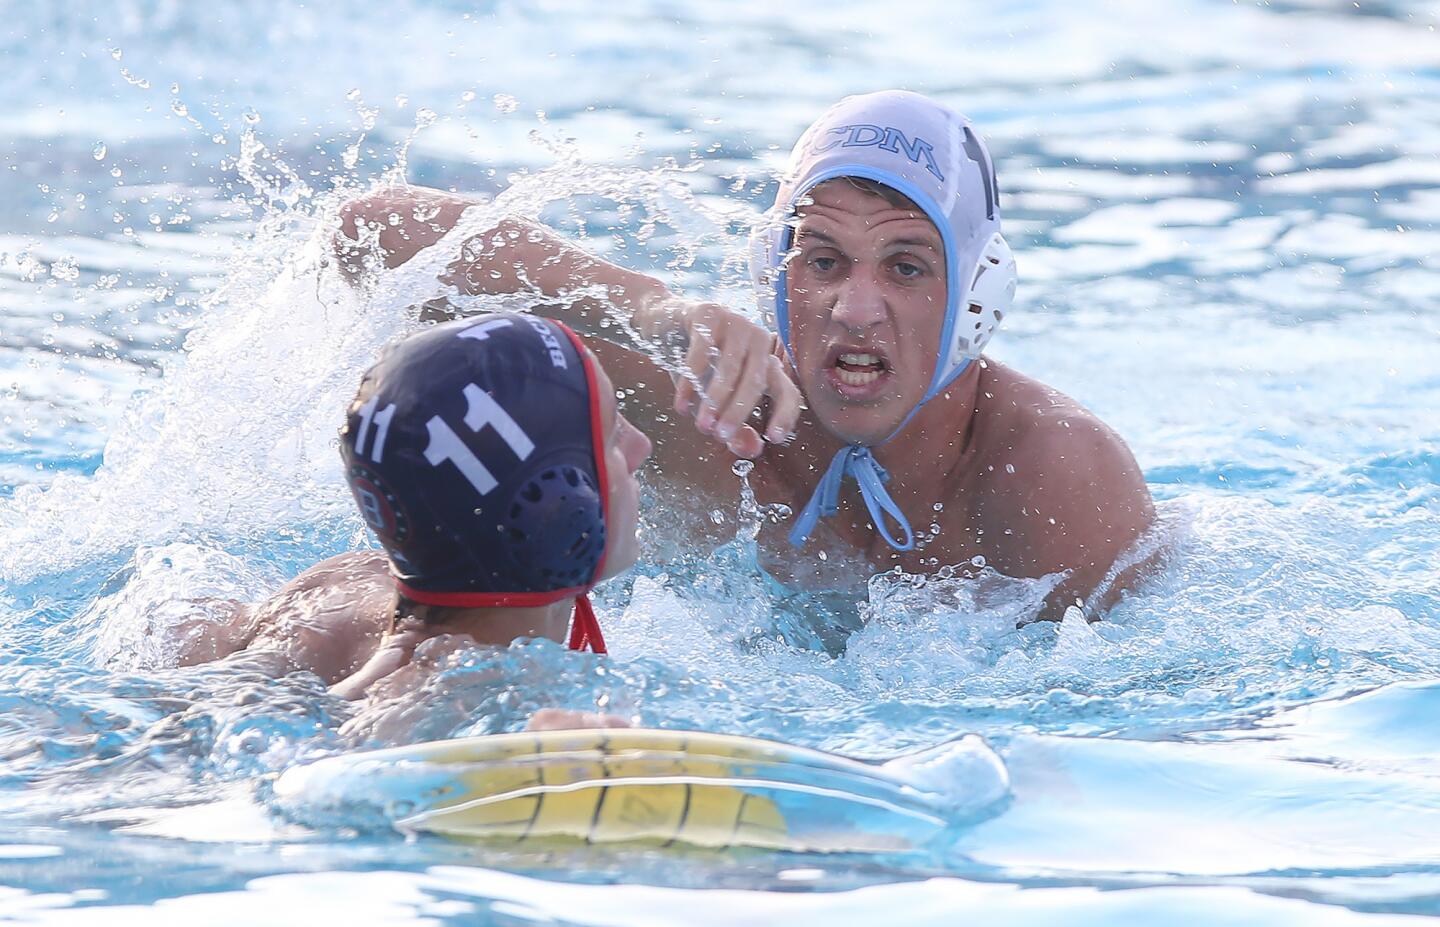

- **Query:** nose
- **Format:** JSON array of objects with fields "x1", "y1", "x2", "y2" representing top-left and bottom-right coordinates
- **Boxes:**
[{"x1": 829, "y1": 265, "x2": 887, "y2": 330}]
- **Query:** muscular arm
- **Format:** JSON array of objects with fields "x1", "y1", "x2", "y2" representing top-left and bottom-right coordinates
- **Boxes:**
[
  {"x1": 338, "y1": 189, "x2": 672, "y2": 341},
  {"x1": 336, "y1": 187, "x2": 800, "y2": 461}
]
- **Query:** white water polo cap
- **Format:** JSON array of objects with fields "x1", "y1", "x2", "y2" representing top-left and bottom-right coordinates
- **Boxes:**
[{"x1": 751, "y1": 90, "x2": 1017, "y2": 405}]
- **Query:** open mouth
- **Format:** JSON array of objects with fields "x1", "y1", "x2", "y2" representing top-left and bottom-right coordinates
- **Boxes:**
[
  {"x1": 834, "y1": 351, "x2": 888, "y2": 387},
  {"x1": 823, "y1": 345, "x2": 894, "y2": 399}
]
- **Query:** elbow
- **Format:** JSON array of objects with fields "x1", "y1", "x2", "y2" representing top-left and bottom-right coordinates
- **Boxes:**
[
  {"x1": 333, "y1": 193, "x2": 396, "y2": 280},
  {"x1": 333, "y1": 188, "x2": 475, "y2": 278}
]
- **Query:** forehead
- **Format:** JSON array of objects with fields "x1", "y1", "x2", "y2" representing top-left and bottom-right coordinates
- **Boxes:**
[{"x1": 794, "y1": 179, "x2": 941, "y2": 243}]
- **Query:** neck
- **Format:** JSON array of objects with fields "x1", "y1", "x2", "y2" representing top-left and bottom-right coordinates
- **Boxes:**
[
  {"x1": 874, "y1": 361, "x2": 984, "y2": 484},
  {"x1": 392, "y1": 596, "x2": 575, "y2": 648}
]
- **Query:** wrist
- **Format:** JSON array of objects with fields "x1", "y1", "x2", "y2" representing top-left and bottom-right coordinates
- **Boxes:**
[{"x1": 631, "y1": 285, "x2": 693, "y2": 343}]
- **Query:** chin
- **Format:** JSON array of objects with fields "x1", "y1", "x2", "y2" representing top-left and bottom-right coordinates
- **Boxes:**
[{"x1": 809, "y1": 390, "x2": 910, "y2": 446}]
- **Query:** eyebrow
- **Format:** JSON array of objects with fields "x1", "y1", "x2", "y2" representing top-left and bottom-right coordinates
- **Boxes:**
[
  {"x1": 795, "y1": 228, "x2": 941, "y2": 253},
  {"x1": 887, "y1": 237, "x2": 942, "y2": 253}
]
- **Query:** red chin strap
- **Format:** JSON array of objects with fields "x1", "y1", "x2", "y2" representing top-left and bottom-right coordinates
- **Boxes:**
[{"x1": 568, "y1": 594, "x2": 607, "y2": 654}]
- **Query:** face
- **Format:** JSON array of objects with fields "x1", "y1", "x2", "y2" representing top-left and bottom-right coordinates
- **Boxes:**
[
  {"x1": 785, "y1": 179, "x2": 948, "y2": 444},
  {"x1": 590, "y1": 356, "x2": 652, "y2": 579}
]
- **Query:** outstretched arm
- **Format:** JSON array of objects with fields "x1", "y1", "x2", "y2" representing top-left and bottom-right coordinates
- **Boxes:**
[{"x1": 336, "y1": 187, "x2": 800, "y2": 459}]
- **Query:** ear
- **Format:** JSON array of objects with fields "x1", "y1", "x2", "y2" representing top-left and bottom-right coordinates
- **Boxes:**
[{"x1": 953, "y1": 232, "x2": 1017, "y2": 363}]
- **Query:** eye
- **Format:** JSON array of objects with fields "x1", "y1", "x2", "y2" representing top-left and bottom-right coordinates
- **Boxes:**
[
  {"x1": 811, "y1": 255, "x2": 839, "y2": 273},
  {"x1": 893, "y1": 260, "x2": 924, "y2": 279}
]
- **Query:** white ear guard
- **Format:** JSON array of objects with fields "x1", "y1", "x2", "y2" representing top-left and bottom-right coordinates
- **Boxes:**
[{"x1": 938, "y1": 231, "x2": 1017, "y2": 387}]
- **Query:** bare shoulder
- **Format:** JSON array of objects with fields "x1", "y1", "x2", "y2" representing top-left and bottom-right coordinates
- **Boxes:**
[
  {"x1": 270, "y1": 549, "x2": 391, "y2": 595},
  {"x1": 974, "y1": 362, "x2": 1154, "y2": 608},
  {"x1": 246, "y1": 550, "x2": 395, "y2": 683}
]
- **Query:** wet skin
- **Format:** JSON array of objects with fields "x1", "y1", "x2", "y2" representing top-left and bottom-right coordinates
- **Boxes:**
[
  {"x1": 332, "y1": 179, "x2": 1153, "y2": 619},
  {"x1": 185, "y1": 357, "x2": 652, "y2": 697}
]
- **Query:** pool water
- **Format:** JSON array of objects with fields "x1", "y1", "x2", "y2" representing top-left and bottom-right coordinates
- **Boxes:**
[{"x1": 2, "y1": 1, "x2": 1439, "y2": 923}]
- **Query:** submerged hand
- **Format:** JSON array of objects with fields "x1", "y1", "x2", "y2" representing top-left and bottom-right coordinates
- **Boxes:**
[{"x1": 668, "y1": 301, "x2": 802, "y2": 458}]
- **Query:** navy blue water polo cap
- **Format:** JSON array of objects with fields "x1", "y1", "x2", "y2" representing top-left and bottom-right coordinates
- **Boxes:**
[{"x1": 339, "y1": 313, "x2": 609, "y2": 653}]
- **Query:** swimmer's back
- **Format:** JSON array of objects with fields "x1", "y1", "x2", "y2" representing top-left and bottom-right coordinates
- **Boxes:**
[{"x1": 243, "y1": 550, "x2": 394, "y2": 684}]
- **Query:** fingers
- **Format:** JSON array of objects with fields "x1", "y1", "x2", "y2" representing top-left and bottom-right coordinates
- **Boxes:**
[
  {"x1": 762, "y1": 354, "x2": 802, "y2": 444},
  {"x1": 673, "y1": 375, "x2": 699, "y2": 417},
  {"x1": 695, "y1": 335, "x2": 747, "y2": 436},
  {"x1": 725, "y1": 424, "x2": 766, "y2": 459},
  {"x1": 669, "y1": 304, "x2": 800, "y2": 454},
  {"x1": 707, "y1": 333, "x2": 769, "y2": 442},
  {"x1": 681, "y1": 323, "x2": 715, "y2": 414}
]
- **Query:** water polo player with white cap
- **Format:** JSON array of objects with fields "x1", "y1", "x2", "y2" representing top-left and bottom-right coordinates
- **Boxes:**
[{"x1": 751, "y1": 90, "x2": 1017, "y2": 551}]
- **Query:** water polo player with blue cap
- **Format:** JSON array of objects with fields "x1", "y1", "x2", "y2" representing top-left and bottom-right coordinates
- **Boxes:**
[
  {"x1": 171, "y1": 311, "x2": 650, "y2": 708},
  {"x1": 339, "y1": 311, "x2": 647, "y2": 655}
]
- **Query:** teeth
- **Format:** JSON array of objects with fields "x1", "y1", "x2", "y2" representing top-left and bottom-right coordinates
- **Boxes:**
[
  {"x1": 836, "y1": 367, "x2": 882, "y2": 387},
  {"x1": 837, "y1": 352, "x2": 882, "y2": 366}
]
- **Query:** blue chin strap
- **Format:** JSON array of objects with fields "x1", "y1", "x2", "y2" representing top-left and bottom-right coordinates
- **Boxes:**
[
  {"x1": 786, "y1": 358, "x2": 972, "y2": 553},
  {"x1": 788, "y1": 446, "x2": 912, "y2": 551}
]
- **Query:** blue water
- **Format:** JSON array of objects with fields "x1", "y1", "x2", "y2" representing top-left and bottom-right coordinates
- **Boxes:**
[{"x1": 2, "y1": 1, "x2": 1439, "y2": 923}]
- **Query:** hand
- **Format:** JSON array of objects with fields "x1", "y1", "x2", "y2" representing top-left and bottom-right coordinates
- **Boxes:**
[
  {"x1": 525, "y1": 708, "x2": 633, "y2": 732},
  {"x1": 667, "y1": 301, "x2": 802, "y2": 458}
]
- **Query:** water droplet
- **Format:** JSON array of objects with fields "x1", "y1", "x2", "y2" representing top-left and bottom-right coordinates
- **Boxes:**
[
  {"x1": 731, "y1": 460, "x2": 754, "y2": 477},
  {"x1": 460, "y1": 90, "x2": 476, "y2": 103},
  {"x1": 169, "y1": 83, "x2": 180, "y2": 95},
  {"x1": 170, "y1": 100, "x2": 188, "y2": 118},
  {"x1": 394, "y1": 93, "x2": 409, "y2": 108},
  {"x1": 345, "y1": 88, "x2": 361, "y2": 102},
  {"x1": 110, "y1": 47, "x2": 122, "y2": 60},
  {"x1": 109, "y1": 167, "x2": 122, "y2": 178},
  {"x1": 493, "y1": 93, "x2": 518, "y2": 114},
  {"x1": 415, "y1": 107, "x2": 437, "y2": 129},
  {"x1": 49, "y1": 257, "x2": 79, "y2": 281},
  {"x1": 91, "y1": 142, "x2": 106, "y2": 161},
  {"x1": 242, "y1": 107, "x2": 260, "y2": 125},
  {"x1": 1005, "y1": 463, "x2": 1016, "y2": 474},
  {"x1": 932, "y1": 501, "x2": 944, "y2": 511}
]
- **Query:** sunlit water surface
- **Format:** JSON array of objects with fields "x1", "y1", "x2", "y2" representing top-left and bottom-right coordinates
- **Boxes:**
[{"x1": 1, "y1": 1, "x2": 1438, "y2": 924}]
